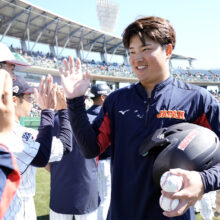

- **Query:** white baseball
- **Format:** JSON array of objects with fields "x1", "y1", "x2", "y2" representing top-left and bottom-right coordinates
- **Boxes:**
[
  {"x1": 159, "y1": 194, "x2": 179, "y2": 212},
  {"x1": 160, "y1": 171, "x2": 183, "y2": 193}
]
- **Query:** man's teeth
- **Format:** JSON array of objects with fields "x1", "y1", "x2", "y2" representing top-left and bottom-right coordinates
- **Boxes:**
[{"x1": 137, "y1": 66, "x2": 146, "y2": 70}]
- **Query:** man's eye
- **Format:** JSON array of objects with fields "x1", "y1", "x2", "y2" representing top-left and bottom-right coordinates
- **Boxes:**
[{"x1": 143, "y1": 48, "x2": 150, "y2": 51}]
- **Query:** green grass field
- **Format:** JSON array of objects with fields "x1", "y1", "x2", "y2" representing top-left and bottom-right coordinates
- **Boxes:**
[
  {"x1": 34, "y1": 168, "x2": 219, "y2": 220},
  {"x1": 35, "y1": 168, "x2": 50, "y2": 220}
]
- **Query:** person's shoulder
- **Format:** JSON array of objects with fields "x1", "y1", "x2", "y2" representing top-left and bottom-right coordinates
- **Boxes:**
[
  {"x1": 107, "y1": 83, "x2": 136, "y2": 99},
  {"x1": 172, "y1": 78, "x2": 216, "y2": 102},
  {"x1": 13, "y1": 122, "x2": 37, "y2": 134},
  {"x1": 13, "y1": 123, "x2": 39, "y2": 143},
  {"x1": 103, "y1": 84, "x2": 137, "y2": 109},
  {"x1": 172, "y1": 78, "x2": 207, "y2": 93},
  {"x1": 87, "y1": 105, "x2": 100, "y2": 114},
  {"x1": 87, "y1": 113, "x2": 97, "y2": 124}
]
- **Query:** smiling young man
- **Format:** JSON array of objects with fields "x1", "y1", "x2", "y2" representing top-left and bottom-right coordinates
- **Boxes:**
[
  {"x1": 59, "y1": 16, "x2": 220, "y2": 220},
  {"x1": 127, "y1": 35, "x2": 172, "y2": 95}
]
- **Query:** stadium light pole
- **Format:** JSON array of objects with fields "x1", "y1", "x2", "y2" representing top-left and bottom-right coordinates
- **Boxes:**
[{"x1": 96, "y1": 0, "x2": 119, "y2": 33}]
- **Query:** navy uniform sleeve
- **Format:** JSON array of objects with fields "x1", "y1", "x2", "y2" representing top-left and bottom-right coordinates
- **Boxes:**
[
  {"x1": 53, "y1": 110, "x2": 72, "y2": 154},
  {"x1": 67, "y1": 96, "x2": 101, "y2": 158},
  {"x1": 31, "y1": 110, "x2": 54, "y2": 167},
  {"x1": 0, "y1": 144, "x2": 20, "y2": 219},
  {"x1": 195, "y1": 91, "x2": 220, "y2": 192}
]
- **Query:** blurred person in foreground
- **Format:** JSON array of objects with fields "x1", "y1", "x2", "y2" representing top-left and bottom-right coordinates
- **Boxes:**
[
  {"x1": 0, "y1": 70, "x2": 20, "y2": 219},
  {"x1": 4, "y1": 75, "x2": 72, "y2": 220},
  {"x1": 87, "y1": 84, "x2": 112, "y2": 220},
  {"x1": 194, "y1": 191, "x2": 216, "y2": 220},
  {"x1": 0, "y1": 43, "x2": 30, "y2": 80},
  {"x1": 59, "y1": 16, "x2": 220, "y2": 219},
  {"x1": 48, "y1": 87, "x2": 100, "y2": 220}
]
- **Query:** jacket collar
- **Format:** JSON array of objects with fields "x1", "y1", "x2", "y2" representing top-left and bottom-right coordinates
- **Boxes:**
[{"x1": 136, "y1": 76, "x2": 173, "y2": 100}]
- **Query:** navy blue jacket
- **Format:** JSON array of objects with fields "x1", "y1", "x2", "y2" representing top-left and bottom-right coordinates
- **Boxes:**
[
  {"x1": 67, "y1": 77, "x2": 220, "y2": 220},
  {"x1": 50, "y1": 112, "x2": 100, "y2": 214},
  {"x1": 31, "y1": 109, "x2": 72, "y2": 167}
]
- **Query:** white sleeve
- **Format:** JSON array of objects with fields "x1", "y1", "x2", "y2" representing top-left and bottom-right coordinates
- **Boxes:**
[
  {"x1": 8, "y1": 129, "x2": 40, "y2": 174},
  {"x1": 48, "y1": 137, "x2": 64, "y2": 162}
]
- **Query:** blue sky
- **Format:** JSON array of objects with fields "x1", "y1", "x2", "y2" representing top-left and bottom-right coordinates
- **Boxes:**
[{"x1": 9, "y1": 0, "x2": 220, "y2": 69}]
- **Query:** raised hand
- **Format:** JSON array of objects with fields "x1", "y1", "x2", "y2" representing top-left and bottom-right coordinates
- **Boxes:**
[
  {"x1": 55, "y1": 87, "x2": 67, "y2": 111},
  {"x1": 34, "y1": 75, "x2": 57, "y2": 110},
  {"x1": 59, "y1": 56, "x2": 90, "y2": 99},
  {"x1": 162, "y1": 168, "x2": 204, "y2": 218},
  {"x1": 0, "y1": 70, "x2": 14, "y2": 137}
]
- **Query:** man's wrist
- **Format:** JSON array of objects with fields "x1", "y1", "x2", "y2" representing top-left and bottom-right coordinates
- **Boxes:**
[{"x1": 56, "y1": 107, "x2": 67, "y2": 111}]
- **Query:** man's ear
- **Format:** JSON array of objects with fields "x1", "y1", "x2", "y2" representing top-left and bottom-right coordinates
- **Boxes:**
[
  {"x1": 100, "y1": 95, "x2": 106, "y2": 103},
  {"x1": 165, "y1": 44, "x2": 173, "y2": 60},
  {"x1": 12, "y1": 96, "x2": 18, "y2": 105}
]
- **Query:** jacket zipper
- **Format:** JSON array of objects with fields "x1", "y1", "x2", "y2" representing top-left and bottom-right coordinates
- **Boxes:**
[{"x1": 145, "y1": 98, "x2": 151, "y2": 126}]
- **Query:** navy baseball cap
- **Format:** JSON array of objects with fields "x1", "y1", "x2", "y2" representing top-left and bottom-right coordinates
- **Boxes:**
[
  {"x1": 90, "y1": 84, "x2": 111, "y2": 98},
  {"x1": 13, "y1": 76, "x2": 34, "y2": 96},
  {"x1": 85, "y1": 89, "x2": 95, "y2": 98}
]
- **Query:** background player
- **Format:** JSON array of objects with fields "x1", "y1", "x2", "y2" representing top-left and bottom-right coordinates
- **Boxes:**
[
  {"x1": 87, "y1": 84, "x2": 112, "y2": 220},
  {"x1": 48, "y1": 87, "x2": 99, "y2": 220},
  {"x1": 0, "y1": 43, "x2": 30, "y2": 80}
]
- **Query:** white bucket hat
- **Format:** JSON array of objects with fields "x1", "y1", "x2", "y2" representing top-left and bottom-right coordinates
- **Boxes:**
[{"x1": 0, "y1": 42, "x2": 30, "y2": 71}]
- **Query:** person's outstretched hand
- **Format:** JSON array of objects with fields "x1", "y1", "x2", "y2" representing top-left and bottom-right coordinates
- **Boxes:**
[
  {"x1": 59, "y1": 56, "x2": 90, "y2": 99},
  {"x1": 0, "y1": 70, "x2": 14, "y2": 137},
  {"x1": 55, "y1": 87, "x2": 67, "y2": 111},
  {"x1": 34, "y1": 75, "x2": 57, "y2": 110}
]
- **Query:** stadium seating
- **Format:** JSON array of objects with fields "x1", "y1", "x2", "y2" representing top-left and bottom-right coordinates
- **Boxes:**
[{"x1": 9, "y1": 45, "x2": 220, "y2": 107}]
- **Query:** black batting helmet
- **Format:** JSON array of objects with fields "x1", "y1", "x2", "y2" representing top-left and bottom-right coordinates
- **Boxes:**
[{"x1": 139, "y1": 123, "x2": 220, "y2": 187}]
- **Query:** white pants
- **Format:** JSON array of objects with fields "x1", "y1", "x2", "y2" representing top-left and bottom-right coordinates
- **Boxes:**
[
  {"x1": 50, "y1": 208, "x2": 98, "y2": 220},
  {"x1": 15, "y1": 197, "x2": 36, "y2": 220},
  {"x1": 194, "y1": 191, "x2": 216, "y2": 220},
  {"x1": 98, "y1": 159, "x2": 111, "y2": 220}
]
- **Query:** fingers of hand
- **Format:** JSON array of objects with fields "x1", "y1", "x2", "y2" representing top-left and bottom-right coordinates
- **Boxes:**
[
  {"x1": 51, "y1": 84, "x2": 57, "y2": 99},
  {"x1": 0, "y1": 71, "x2": 14, "y2": 132},
  {"x1": 169, "y1": 168, "x2": 188, "y2": 177},
  {"x1": 63, "y1": 59, "x2": 70, "y2": 74},
  {"x1": 3, "y1": 72, "x2": 12, "y2": 106},
  {"x1": 39, "y1": 76, "x2": 45, "y2": 95},
  {"x1": 34, "y1": 88, "x2": 38, "y2": 100},
  {"x1": 69, "y1": 56, "x2": 74, "y2": 73},
  {"x1": 161, "y1": 190, "x2": 175, "y2": 199},
  {"x1": 0, "y1": 70, "x2": 7, "y2": 97},
  {"x1": 169, "y1": 170, "x2": 204, "y2": 200},
  {"x1": 61, "y1": 89, "x2": 65, "y2": 99},
  {"x1": 53, "y1": 83, "x2": 58, "y2": 93},
  {"x1": 75, "y1": 58, "x2": 81, "y2": 74},
  {"x1": 0, "y1": 70, "x2": 11, "y2": 103},
  {"x1": 45, "y1": 75, "x2": 53, "y2": 95},
  {"x1": 59, "y1": 67, "x2": 64, "y2": 76},
  {"x1": 171, "y1": 188, "x2": 194, "y2": 201},
  {"x1": 84, "y1": 70, "x2": 91, "y2": 81},
  {"x1": 163, "y1": 199, "x2": 189, "y2": 217}
]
